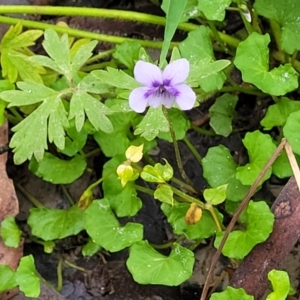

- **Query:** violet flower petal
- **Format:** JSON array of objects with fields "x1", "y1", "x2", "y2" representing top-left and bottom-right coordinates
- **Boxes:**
[
  {"x1": 161, "y1": 95, "x2": 175, "y2": 108},
  {"x1": 134, "y1": 61, "x2": 163, "y2": 87},
  {"x1": 147, "y1": 93, "x2": 166, "y2": 108},
  {"x1": 162, "y1": 58, "x2": 190, "y2": 86},
  {"x1": 173, "y1": 83, "x2": 196, "y2": 110},
  {"x1": 129, "y1": 87, "x2": 149, "y2": 112}
]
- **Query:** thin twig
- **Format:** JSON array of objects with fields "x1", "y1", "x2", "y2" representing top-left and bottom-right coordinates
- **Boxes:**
[
  {"x1": 200, "y1": 138, "x2": 287, "y2": 300},
  {"x1": 285, "y1": 141, "x2": 300, "y2": 192}
]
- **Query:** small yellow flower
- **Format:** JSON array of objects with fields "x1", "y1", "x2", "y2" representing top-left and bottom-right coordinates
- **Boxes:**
[
  {"x1": 125, "y1": 144, "x2": 144, "y2": 163},
  {"x1": 117, "y1": 163, "x2": 134, "y2": 187}
]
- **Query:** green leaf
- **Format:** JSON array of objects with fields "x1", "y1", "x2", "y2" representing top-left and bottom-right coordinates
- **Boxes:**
[
  {"x1": 71, "y1": 40, "x2": 97, "y2": 76},
  {"x1": 60, "y1": 121, "x2": 88, "y2": 156},
  {"x1": 77, "y1": 72, "x2": 111, "y2": 94},
  {"x1": 141, "y1": 160, "x2": 173, "y2": 183},
  {"x1": 273, "y1": 151, "x2": 300, "y2": 178},
  {"x1": 158, "y1": 108, "x2": 190, "y2": 141},
  {"x1": 93, "y1": 100, "x2": 136, "y2": 157},
  {"x1": 267, "y1": 270, "x2": 292, "y2": 300},
  {"x1": 0, "y1": 23, "x2": 44, "y2": 83},
  {"x1": 113, "y1": 41, "x2": 141, "y2": 70},
  {"x1": 69, "y1": 90, "x2": 113, "y2": 133},
  {"x1": 16, "y1": 255, "x2": 41, "y2": 298},
  {"x1": 188, "y1": 58, "x2": 231, "y2": 88},
  {"x1": 283, "y1": 110, "x2": 300, "y2": 156},
  {"x1": 82, "y1": 238, "x2": 102, "y2": 257},
  {"x1": 202, "y1": 145, "x2": 249, "y2": 202},
  {"x1": 154, "y1": 184, "x2": 174, "y2": 205},
  {"x1": 0, "y1": 216, "x2": 21, "y2": 248},
  {"x1": 161, "y1": 0, "x2": 201, "y2": 22},
  {"x1": 0, "y1": 265, "x2": 17, "y2": 293},
  {"x1": 180, "y1": 26, "x2": 227, "y2": 92},
  {"x1": 40, "y1": 29, "x2": 71, "y2": 79},
  {"x1": 254, "y1": 0, "x2": 300, "y2": 54},
  {"x1": 209, "y1": 93, "x2": 238, "y2": 136},
  {"x1": 29, "y1": 153, "x2": 86, "y2": 184},
  {"x1": 134, "y1": 106, "x2": 169, "y2": 140},
  {"x1": 214, "y1": 201, "x2": 274, "y2": 259},
  {"x1": 103, "y1": 155, "x2": 142, "y2": 217},
  {"x1": 234, "y1": 32, "x2": 298, "y2": 95},
  {"x1": 127, "y1": 241, "x2": 194, "y2": 285},
  {"x1": 204, "y1": 184, "x2": 228, "y2": 205},
  {"x1": 236, "y1": 131, "x2": 276, "y2": 185},
  {"x1": 84, "y1": 199, "x2": 143, "y2": 252},
  {"x1": 159, "y1": 0, "x2": 187, "y2": 65},
  {"x1": 198, "y1": 0, "x2": 232, "y2": 21},
  {"x1": 92, "y1": 68, "x2": 139, "y2": 90},
  {"x1": 261, "y1": 97, "x2": 300, "y2": 130},
  {"x1": 161, "y1": 203, "x2": 221, "y2": 240},
  {"x1": 28, "y1": 205, "x2": 85, "y2": 241},
  {"x1": 210, "y1": 286, "x2": 254, "y2": 300},
  {"x1": 0, "y1": 82, "x2": 69, "y2": 164}
]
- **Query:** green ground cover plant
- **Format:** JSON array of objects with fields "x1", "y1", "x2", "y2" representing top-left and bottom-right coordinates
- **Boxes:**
[{"x1": 0, "y1": 0, "x2": 299, "y2": 299}]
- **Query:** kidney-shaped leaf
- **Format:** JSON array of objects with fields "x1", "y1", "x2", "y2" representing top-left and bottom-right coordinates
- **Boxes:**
[
  {"x1": 234, "y1": 32, "x2": 298, "y2": 95},
  {"x1": 127, "y1": 241, "x2": 194, "y2": 286},
  {"x1": 28, "y1": 205, "x2": 85, "y2": 241},
  {"x1": 84, "y1": 199, "x2": 143, "y2": 252}
]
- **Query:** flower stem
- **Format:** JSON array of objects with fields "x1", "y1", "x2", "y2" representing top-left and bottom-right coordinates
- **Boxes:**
[
  {"x1": 16, "y1": 183, "x2": 44, "y2": 208},
  {"x1": 182, "y1": 136, "x2": 202, "y2": 165},
  {"x1": 134, "y1": 184, "x2": 154, "y2": 196},
  {"x1": 190, "y1": 123, "x2": 215, "y2": 136},
  {"x1": 143, "y1": 153, "x2": 198, "y2": 194},
  {"x1": 170, "y1": 177, "x2": 198, "y2": 194},
  {"x1": 85, "y1": 49, "x2": 115, "y2": 65},
  {"x1": 0, "y1": 6, "x2": 240, "y2": 48},
  {"x1": 0, "y1": 15, "x2": 170, "y2": 49},
  {"x1": 60, "y1": 185, "x2": 74, "y2": 205},
  {"x1": 56, "y1": 257, "x2": 63, "y2": 291},
  {"x1": 170, "y1": 185, "x2": 204, "y2": 208},
  {"x1": 162, "y1": 106, "x2": 196, "y2": 189}
]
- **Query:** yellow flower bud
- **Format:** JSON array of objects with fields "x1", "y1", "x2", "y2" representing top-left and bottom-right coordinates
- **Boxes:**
[{"x1": 125, "y1": 144, "x2": 144, "y2": 163}]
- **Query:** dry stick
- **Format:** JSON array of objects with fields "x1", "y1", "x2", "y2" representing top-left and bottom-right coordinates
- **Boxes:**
[
  {"x1": 199, "y1": 138, "x2": 287, "y2": 300},
  {"x1": 285, "y1": 141, "x2": 300, "y2": 192}
]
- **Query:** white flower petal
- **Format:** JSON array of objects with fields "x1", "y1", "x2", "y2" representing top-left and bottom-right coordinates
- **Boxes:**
[
  {"x1": 161, "y1": 95, "x2": 176, "y2": 108},
  {"x1": 129, "y1": 87, "x2": 149, "y2": 113},
  {"x1": 174, "y1": 84, "x2": 196, "y2": 110},
  {"x1": 134, "y1": 61, "x2": 163, "y2": 87},
  {"x1": 162, "y1": 58, "x2": 190, "y2": 86},
  {"x1": 147, "y1": 94, "x2": 163, "y2": 108}
]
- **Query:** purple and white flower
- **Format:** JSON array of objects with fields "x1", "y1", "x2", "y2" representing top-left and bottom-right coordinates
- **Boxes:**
[{"x1": 129, "y1": 58, "x2": 196, "y2": 113}]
